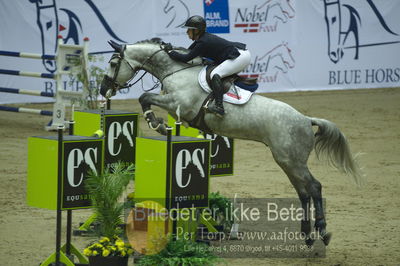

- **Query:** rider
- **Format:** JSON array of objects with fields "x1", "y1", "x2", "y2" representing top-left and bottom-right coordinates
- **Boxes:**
[{"x1": 165, "y1": 15, "x2": 251, "y2": 117}]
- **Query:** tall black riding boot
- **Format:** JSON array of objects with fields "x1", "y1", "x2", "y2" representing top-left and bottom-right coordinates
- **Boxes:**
[{"x1": 208, "y1": 74, "x2": 225, "y2": 117}]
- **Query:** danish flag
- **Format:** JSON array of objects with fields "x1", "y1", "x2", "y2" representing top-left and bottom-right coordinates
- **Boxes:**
[
  {"x1": 234, "y1": 23, "x2": 259, "y2": 33},
  {"x1": 205, "y1": 0, "x2": 214, "y2": 6}
]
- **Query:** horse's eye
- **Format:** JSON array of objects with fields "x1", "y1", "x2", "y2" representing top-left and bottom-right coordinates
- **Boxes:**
[
  {"x1": 331, "y1": 16, "x2": 336, "y2": 24},
  {"x1": 110, "y1": 61, "x2": 117, "y2": 67}
]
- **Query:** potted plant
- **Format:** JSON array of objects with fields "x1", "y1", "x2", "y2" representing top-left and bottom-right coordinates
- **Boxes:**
[
  {"x1": 209, "y1": 191, "x2": 234, "y2": 231},
  {"x1": 137, "y1": 237, "x2": 219, "y2": 266},
  {"x1": 69, "y1": 53, "x2": 108, "y2": 109},
  {"x1": 83, "y1": 163, "x2": 135, "y2": 266}
]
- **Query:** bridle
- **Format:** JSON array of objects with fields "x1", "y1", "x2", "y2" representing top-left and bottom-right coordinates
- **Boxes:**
[
  {"x1": 103, "y1": 44, "x2": 166, "y2": 98},
  {"x1": 103, "y1": 43, "x2": 202, "y2": 98},
  {"x1": 102, "y1": 45, "x2": 135, "y2": 98}
]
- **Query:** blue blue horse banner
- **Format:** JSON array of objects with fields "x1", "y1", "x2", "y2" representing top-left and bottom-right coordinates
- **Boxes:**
[
  {"x1": 0, "y1": 0, "x2": 399, "y2": 104},
  {"x1": 296, "y1": 0, "x2": 400, "y2": 91}
]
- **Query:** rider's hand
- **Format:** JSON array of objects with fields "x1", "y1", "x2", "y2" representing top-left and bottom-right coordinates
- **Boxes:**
[
  {"x1": 163, "y1": 43, "x2": 173, "y2": 52},
  {"x1": 202, "y1": 58, "x2": 214, "y2": 65}
]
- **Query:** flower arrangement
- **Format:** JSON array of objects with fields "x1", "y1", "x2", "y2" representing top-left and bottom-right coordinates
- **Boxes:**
[{"x1": 83, "y1": 236, "x2": 133, "y2": 258}]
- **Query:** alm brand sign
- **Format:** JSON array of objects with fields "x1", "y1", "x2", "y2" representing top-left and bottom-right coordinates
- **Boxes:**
[
  {"x1": 63, "y1": 140, "x2": 102, "y2": 209},
  {"x1": 105, "y1": 114, "x2": 138, "y2": 168},
  {"x1": 203, "y1": 0, "x2": 230, "y2": 33},
  {"x1": 170, "y1": 142, "x2": 210, "y2": 209},
  {"x1": 205, "y1": 134, "x2": 234, "y2": 176}
]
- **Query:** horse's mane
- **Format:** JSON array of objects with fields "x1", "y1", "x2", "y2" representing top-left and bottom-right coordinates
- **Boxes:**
[
  {"x1": 135, "y1": 37, "x2": 164, "y2": 45},
  {"x1": 134, "y1": 37, "x2": 187, "y2": 51},
  {"x1": 131, "y1": 37, "x2": 199, "y2": 66}
]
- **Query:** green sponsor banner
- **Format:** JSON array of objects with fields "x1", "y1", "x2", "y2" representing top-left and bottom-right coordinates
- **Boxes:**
[{"x1": 27, "y1": 135, "x2": 103, "y2": 210}]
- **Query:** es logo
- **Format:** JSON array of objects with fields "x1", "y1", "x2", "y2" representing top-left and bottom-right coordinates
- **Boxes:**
[
  {"x1": 175, "y1": 148, "x2": 206, "y2": 188},
  {"x1": 171, "y1": 142, "x2": 209, "y2": 208},
  {"x1": 66, "y1": 147, "x2": 98, "y2": 187},
  {"x1": 107, "y1": 121, "x2": 135, "y2": 156}
]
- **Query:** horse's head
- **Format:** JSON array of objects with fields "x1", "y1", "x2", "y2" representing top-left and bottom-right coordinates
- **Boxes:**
[
  {"x1": 323, "y1": 0, "x2": 344, "y2": 63},
  {"x1": 100, "y1": 39, "x2": 173, "y2": 98},
  {"x1": 100, "y1": 40, "x2": 137, "y2": 98}
]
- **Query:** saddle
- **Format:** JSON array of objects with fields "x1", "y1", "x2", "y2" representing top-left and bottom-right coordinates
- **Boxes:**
[
  {"x1": 205, "y1": 65, "x2": 259, "y2": 93},
  {"x1": 189, "y1": 66, "x2": 259, "y2": 134}
]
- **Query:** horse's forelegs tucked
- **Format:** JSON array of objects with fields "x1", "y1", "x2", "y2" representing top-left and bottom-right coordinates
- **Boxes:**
[
  {"x1": 139, "y1": 92, "x2": 169, "y2": 135},
  {"x1": 138, "y1": 93, "x2": 152, "y2": 113}
]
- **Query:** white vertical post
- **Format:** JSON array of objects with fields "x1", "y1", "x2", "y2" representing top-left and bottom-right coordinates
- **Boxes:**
[{"x1": 47, "y1": 36, "x2": 67, "y2": 131}]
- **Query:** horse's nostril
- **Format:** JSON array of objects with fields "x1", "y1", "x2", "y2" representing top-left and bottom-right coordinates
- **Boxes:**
[{"x1": 330, "y1": 51, "x2": 337, "y2": 59}]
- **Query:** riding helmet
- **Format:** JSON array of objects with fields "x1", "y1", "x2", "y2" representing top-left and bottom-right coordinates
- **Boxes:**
[{"x1": 183, "y1": 15, "x2": 206, "y2": 31}]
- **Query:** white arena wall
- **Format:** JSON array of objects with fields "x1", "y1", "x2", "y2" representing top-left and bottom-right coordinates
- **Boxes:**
[{"x1": 0, "y1": 0, "x2": 399, "y2": 104}]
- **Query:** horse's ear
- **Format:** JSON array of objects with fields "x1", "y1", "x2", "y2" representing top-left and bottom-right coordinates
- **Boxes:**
[{"x1": 108, "y1": 40, "x2": 122, "y2": 53}]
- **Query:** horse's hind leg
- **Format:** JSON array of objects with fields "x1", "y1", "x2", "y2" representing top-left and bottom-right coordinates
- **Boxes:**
[
  {"x1": 297, "y1": 168, "x2": 332, "y2": 246},
  {"x1": 271, "y1": 148, "x2": 332, "y2": 246},
  {"x1": 303, "y1": 169, "x2": 332, "y2": 245},
  {"x1": 274, "y1": 161, "x2": 314, "y2": 245}
]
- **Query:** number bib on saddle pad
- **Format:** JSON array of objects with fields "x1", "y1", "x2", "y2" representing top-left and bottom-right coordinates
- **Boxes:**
[{"x1": 198, "y1": 66, "x2": 254, "y2": 105}]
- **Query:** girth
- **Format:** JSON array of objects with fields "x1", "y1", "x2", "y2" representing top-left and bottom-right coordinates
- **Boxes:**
[{"x1": 188, "y1": 94, "x2": 214, "y2": 135}]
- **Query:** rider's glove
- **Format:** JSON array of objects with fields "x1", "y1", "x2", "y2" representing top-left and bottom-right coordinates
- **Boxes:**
[{"x1": 163, "y1": 43, "x2": 173, "y2": 52}]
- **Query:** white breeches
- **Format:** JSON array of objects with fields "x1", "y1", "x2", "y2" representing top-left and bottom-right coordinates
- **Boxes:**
[{"x1": 210, "y1": 49, "x2": 251, "y2": 78}]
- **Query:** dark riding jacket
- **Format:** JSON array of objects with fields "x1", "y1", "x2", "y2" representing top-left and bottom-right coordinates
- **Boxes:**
[{"x1": 168, "y1": 32, "x2": 246, "y2": 64}]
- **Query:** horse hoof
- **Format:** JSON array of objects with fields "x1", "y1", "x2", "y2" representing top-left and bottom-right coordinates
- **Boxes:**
[{"x1": 321, "y1": 232, "x2": 332, "y2": 246}]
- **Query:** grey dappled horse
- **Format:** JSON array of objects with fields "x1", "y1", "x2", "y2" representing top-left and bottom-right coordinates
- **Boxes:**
[{"x1": 100, "y1": 38, "x2": 362, "y2": 246}]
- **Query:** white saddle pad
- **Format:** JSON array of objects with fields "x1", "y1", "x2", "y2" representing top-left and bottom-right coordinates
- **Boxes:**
[{"x1": 198, "y1": 66, "x2": 253, "y2": 105}]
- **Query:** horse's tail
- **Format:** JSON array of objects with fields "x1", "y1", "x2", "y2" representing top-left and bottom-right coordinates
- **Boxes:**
[{"x1": 310, "y1": 117, "x2": 363, "y2": 186}]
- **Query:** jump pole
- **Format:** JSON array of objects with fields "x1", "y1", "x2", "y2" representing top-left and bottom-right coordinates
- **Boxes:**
[
  {"x1": 0, "y1": 105, "x2": 53, "y2": 116},
  {"x1": 0, "y1": 87, "x2": 54, "y2": 117},
  {"x1": 0, "y1": 50, "x2": 55, "y2": 60},
  {"x1": 0, "y1": 68, "x2": 55, "y2": 79},
  {"x1": 0, "y1": 87, "x2": 54, "y2": 97},
  {"x1": 0, "y1": 36, "x2": 90, "y2": 130}
]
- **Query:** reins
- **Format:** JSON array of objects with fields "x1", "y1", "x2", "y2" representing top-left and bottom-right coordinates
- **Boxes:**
[
  {"x1": 118, "y1": 48, "x2": 165, "y2": 90},
  {"x1": 116, "y1": 45, "x2": 203, "y2": 92},
  {"x1": 159, "y1": 62, "x2": 203, "y2": 84}
]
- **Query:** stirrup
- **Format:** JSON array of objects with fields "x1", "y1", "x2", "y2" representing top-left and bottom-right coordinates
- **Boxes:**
[{"x1": 208, "y1": 104, "x2": 225, "y2": 117}]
